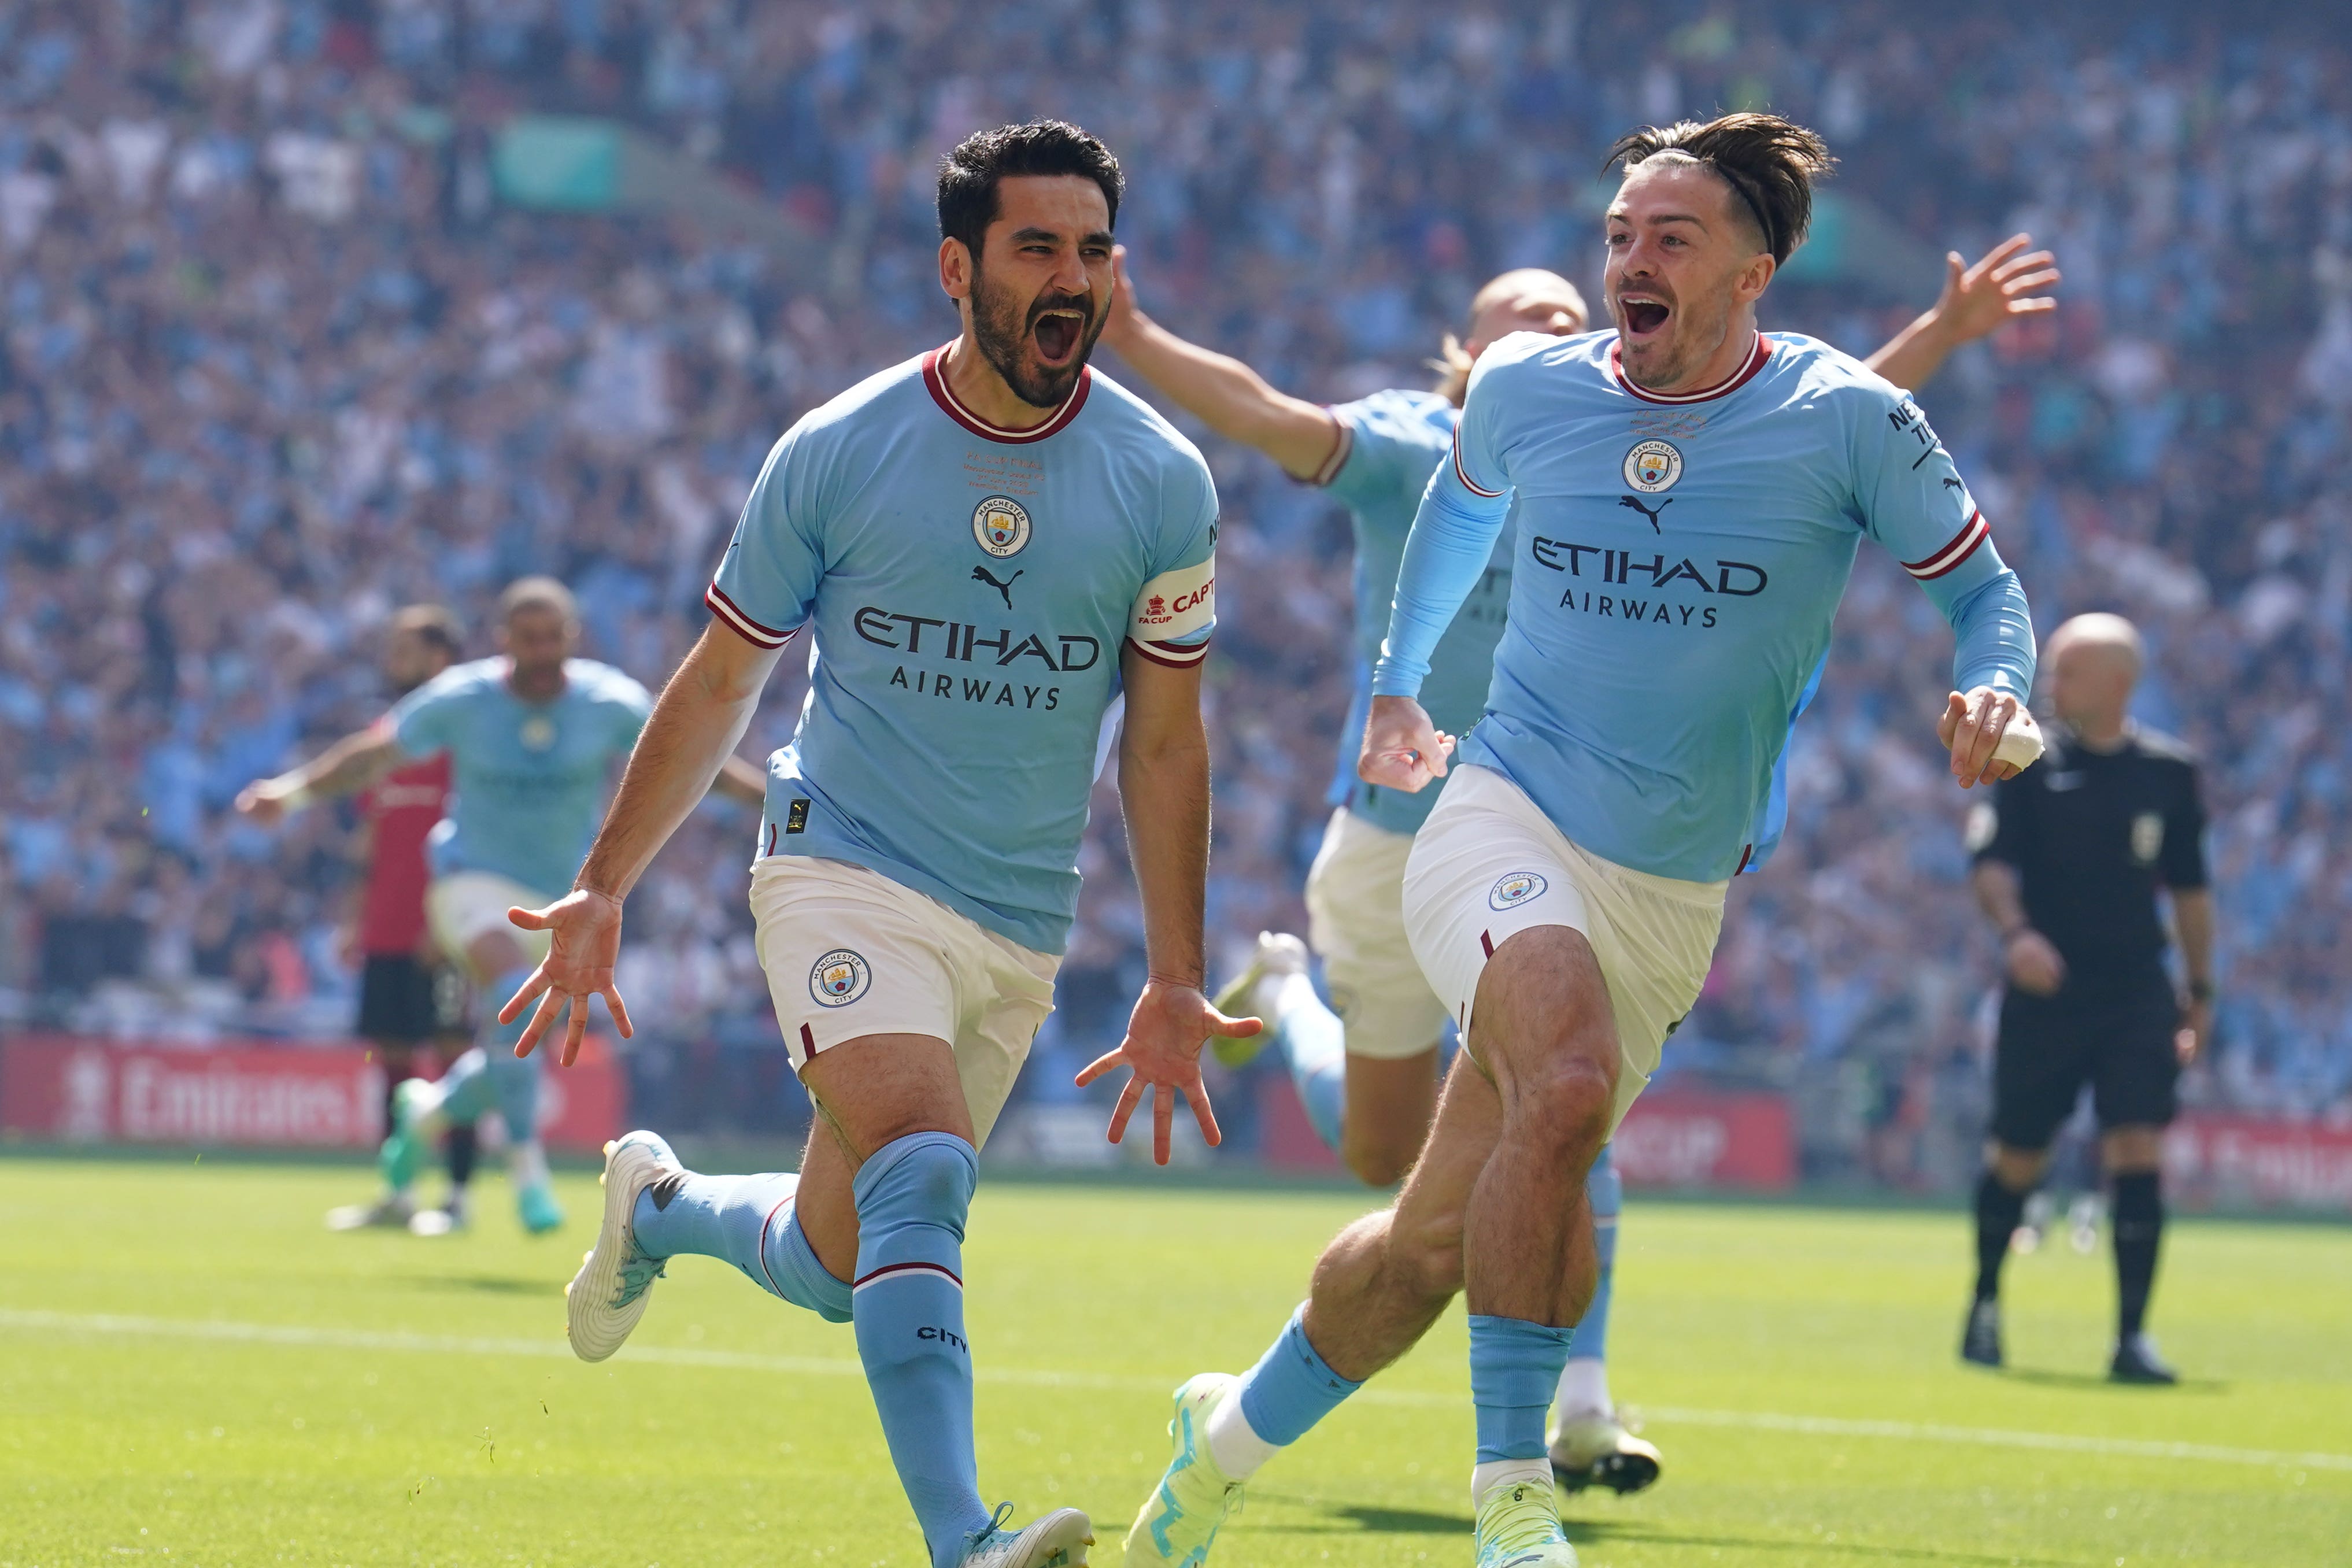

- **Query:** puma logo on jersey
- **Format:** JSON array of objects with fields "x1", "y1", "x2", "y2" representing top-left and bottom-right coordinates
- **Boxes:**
[
  {"x1": 970, "y1": 565, "x2": 1023, "y2": 608},
  {"x1": 1619, "y1": 494, "x2": 1673, "y2": 532}
]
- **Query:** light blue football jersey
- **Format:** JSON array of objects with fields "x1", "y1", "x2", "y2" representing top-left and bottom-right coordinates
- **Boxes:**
[
  {"x1": 390, "y1": 656, "x2": 653, "y2": 897},
  {"x1": 1375, "y1": 330, "x2": 2035, "y2": 883},
  {"x1": 1317, "y1": 384, "x2": 1811, "y2": 859},
  {"x1": 708, "y1": 348, "x2": 1218, "y2": 955},
  {"x1": 1316, "y1": 390, "x2": 1512, "y2": 836}
]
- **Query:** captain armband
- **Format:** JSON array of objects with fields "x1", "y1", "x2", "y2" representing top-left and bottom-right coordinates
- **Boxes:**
[{"x1": 1125, "y1": 555, "x2": 1215, "y2": 668}]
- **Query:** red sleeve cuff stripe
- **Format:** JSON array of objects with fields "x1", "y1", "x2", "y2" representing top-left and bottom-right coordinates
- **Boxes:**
[
  {"x1": 1308, "y1": 416, "x2": 1353, "y2": 487},
  {"x1": 1125, "y1": 634, "x2": 1211, "y2": 669},
  {"x1": 705, "y1": 583, "x2": 797, "y2": 649},
  {"x1": 1903, "y1": 511, "x2": 1990, "y2": 580},
  {"x1": 1452, "y1": 434, "x2": 1504, "y2": 498}
]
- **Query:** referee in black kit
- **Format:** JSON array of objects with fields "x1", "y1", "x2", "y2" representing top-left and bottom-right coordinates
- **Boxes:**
[{"x1": 1958, "y1": 613, "x2": 2214, "y2": 1384}]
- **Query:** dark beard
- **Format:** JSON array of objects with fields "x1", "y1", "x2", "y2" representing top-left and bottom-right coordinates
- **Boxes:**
[{"x1": 970, "y1": 264, "x2": 1101, "y2": 408}]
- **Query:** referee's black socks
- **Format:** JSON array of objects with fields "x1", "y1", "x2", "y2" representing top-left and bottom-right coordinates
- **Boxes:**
[
  {"x1": 1972, "y1": 1170, "x2": 2029, "y2": 1303},
  {"x1": 2111, "y1": 1170, "x2": 2165, "y2": 1338}
]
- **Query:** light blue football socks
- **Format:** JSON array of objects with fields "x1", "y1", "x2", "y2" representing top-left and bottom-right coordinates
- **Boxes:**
[
  {"x1": 632, "y1": 1170, "x2": 850, "y2": 1322},
  {"x1": 851, "y1": 1131, "x2": 991, "y2": 1567},
  {"x1": 1236, "y1": 1303, "x2": 1363, "y2": 1447},
  {"x1": 1267, "y1": 974, "x2": 1349, "y2": 1155},
  {"x1": 1470, "y1": 1315, "x2": 1576, "y2": 1464},
  {"x1": 434, "y1": 967, "x2": 542, "y2": 1142}
]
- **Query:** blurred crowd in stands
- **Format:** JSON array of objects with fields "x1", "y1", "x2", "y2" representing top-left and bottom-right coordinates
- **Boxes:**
[{"x1": 3, "y1": 1, "x2": 2348, "y2": 1179}]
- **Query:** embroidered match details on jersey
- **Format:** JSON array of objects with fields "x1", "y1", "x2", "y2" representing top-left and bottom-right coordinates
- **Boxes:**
[
  {"x1": 1373, "y1": 329, "x2": 2036, "y2": 883},
  {"x1": 388, "y1": 656, "x2": 653, "y2": 897},
  {"x1": 706, "y1": 347, "x2": 1219, "y2": 953}
]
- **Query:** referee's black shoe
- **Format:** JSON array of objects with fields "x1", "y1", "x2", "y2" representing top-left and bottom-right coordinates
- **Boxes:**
[
  {"x1": 1959, "y1": 1300, "x2": 2003, "y2": 1369},
  {"x1": 2109, "y1": 1333, "x2": 2179, "y2": 1385}
]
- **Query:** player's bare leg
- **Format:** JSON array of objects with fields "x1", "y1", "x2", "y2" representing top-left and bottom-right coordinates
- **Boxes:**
[
  {"x1": 1339, "y1": 1046, "x2": 1442, "y2": 1189},
  {"x1": 1455, "y1": 926, "x2": 1617, "y2": 1563}
]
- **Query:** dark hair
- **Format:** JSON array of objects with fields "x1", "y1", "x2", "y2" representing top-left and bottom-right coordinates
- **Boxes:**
[
  {"x1": 391, "y1": 602, "x2": 465, "y2": 660},
  {"x1": 1604, "y1": 113, "x2": 1834, "y2": 265},
  {"x1": 937, "y1": 120, "x2": 1123, "y2": 256}
]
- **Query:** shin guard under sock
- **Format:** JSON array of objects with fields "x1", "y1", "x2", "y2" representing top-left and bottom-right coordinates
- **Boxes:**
[{"x1": 850, "y1": 1133, "x2": 990, "y2": 1567}]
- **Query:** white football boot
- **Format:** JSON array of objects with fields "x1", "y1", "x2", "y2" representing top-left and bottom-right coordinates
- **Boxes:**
[
  {"x1": 565, "y1": 1130, "x2": 680, "y2": 1362},
  {"x1": 959, "y1": 1503, "x2": 1093, "y2": 1566}
]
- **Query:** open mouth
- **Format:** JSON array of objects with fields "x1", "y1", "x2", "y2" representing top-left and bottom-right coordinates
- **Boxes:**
[
  {"x1": 1621, "y1": 297, "x2": 1670, "y2": 338},
  {"x1": 1033, "y1": 308, "x2": 1084, "y2": 365}
]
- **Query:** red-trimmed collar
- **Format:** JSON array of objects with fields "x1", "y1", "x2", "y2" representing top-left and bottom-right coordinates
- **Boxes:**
[
  {"x1": 922, "y1": 343, "x2": 1091, "y2": 443},
  {"x1": 1610, "y1": 332, "x2": 1772, "y2": 405}
]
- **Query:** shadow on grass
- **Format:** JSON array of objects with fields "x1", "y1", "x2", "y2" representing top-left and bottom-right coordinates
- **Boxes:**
[
  {"x1": 2000, "y1": 1366, "x2": 2231, "y2": 1395},
  {"x1": 397, "y1": 1273, "x2": 563, "y2": 1297},
  {"x1": 1250, "y1": 1498, "x2": 2083, "y2": 1565}
]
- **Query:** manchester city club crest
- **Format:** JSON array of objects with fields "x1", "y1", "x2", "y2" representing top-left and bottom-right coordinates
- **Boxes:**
[
  {"x1": 1622, "y1": 438, "x2": 1684, "y2": 494},
  {"x1": 809, "y1": 948, "x2": 872, "y2": 1008},
  {"x1": 972, "y1": 495, "x2": 1032, "y2": 557},
  {"x1": 1489, "y1": 871, "x2": 1548, "y2": 910},
  {"x1": 518, "y1": 715, "x2": 557, "y2": 752}
]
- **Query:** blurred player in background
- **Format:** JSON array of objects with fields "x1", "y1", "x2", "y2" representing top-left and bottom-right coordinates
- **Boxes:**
[
  {"x1": 241, "y1": 604, "x2": 482, "y2": 1231},
  {"x1": 1104, "y1": 232, "x2": 2055, "y2": 1506},
  {"x1": 1126, "y1": 113, "x2": 2042, "y2": 1567},
  {"x1": 1962, "y1": 612, "x2": 2213, "y2": 1384},
  {"x1": 520, "y1": 122, "x2": 1253, "y2": 1568},
  {"x1": 243, "y1": 578, "x2": 767, "y2": 1235}
]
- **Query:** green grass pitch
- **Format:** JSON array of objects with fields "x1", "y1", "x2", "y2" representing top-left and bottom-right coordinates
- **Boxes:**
[{"x1": 2, "y1": 1155, "x2": 2347, "y2": 1566}]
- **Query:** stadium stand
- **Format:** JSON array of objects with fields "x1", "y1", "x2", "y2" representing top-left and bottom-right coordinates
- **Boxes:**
[{"x1": 2, "y1": 2, "x2": 2347, "y2": 1181}]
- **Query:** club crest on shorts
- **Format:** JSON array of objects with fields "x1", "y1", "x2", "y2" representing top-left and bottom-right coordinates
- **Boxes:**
[
  {"x1": 1622, "y1": 439, "x2": 1683, "y2": 494},
  {"x1": 972, "y1": 495, "x2": 1031, "y2": 557},
  {"x1": 809, "y1": 949, "x2": 871, "y2": 1007},
  {"x1": 1489, "y1": 871, "x2": 1548, "y2": 910}
]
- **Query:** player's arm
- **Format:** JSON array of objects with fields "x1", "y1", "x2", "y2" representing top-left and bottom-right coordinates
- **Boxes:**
[
  {"x1": 234, "y1": 722, "x2": 403, "y2": 826},
  {"x1": 1972, "y1": 856, "x2": 2064, "y2": 995},
  {"x1": 715, "y1": 753, "x2": 769, "y2": 807},
  {"x1": 2170, "y1": 888, "x2": 2215, "y2": 1063},
  {"x1": 1358, "y1": 383, "x2": 1512, "y2": 793},
  {"x1": 1099, "y1": 246, "x2": 1343, "y2": 480},
  {"x1": 1866, "y1": 234, "x2": 2059, "y2": 390},
  {"x1": 503, "y1": 623, "x2": 786, "y2": 1063},
  {"x1": 1074, "y1": 647, "x2": 1263, "y2": 1164}
]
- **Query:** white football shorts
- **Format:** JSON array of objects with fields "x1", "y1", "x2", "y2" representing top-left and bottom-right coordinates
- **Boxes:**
[
  {"x1": 1402, "y1": 763, "x2": 1727, "y2": 1135},
  {"x1": 1303, "y1": 807, "x2": 1452, "y2": 1060},
  {"x1": 426, "y1": 871, "x2": 557, "y2": 968},
  {"x1": 751, "y1": 856, "x2": 1058, "y2": 1148}
]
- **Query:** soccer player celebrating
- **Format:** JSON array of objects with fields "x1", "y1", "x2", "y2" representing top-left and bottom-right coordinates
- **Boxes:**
[
  {"x1": 1123, "y1": 113, "x2": 2041, "y2": 1568},
  {"x1": 1961, "y1": 612, "x2": 2213, "y2": 1384},
  {"x1": 243, "y1": 579, "x2": 765, "y2": 1234},
  {"x1": 1104, "y1": 229, "x2": 2055, "y2": 1502},
  {"x1": 508, "y1": 123, "x2": 1253, "y2": 1568}
]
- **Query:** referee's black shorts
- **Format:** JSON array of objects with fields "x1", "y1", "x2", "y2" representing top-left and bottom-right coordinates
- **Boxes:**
[
  {"x1": 1991, "y1": 972, "x2": 2181, "y2": 1149},
  {"x1": 357, "y1": 954, "x2": 468, "y2": 1045}
]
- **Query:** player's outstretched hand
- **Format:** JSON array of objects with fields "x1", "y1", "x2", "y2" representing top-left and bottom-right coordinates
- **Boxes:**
[
  {"x1": 1075, "y1": 978, "x2": 1261, "y2": 1166},
  {"x1": 1939, "y1": 686, "x2": 2039, "y2": 789},
  {"x1": 1934, "y1": 234, "x2": 2061, "y2": 347},
  {"x1": 1101, "y1": 244, "x2": 1143, "y2": 349},
  {"x1": 499, "y1": 887, "x2": 634, "y2": 1068},
  {"x1": 233, "y1": 776, "x2": 295, "y2": 826},
  {"x1": 1358, "y1": 694, "x2": 1455, "y2": 794}
]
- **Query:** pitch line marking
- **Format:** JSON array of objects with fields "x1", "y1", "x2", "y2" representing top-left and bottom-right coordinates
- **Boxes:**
[{"x1": 6, "y1": 1308, "x2": 2346, "y2": 1475}]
